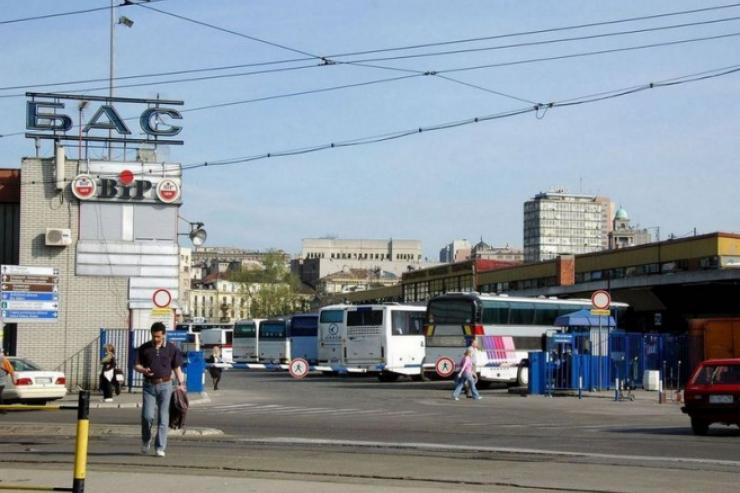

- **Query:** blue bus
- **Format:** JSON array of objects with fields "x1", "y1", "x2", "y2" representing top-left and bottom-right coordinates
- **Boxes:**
[{"x1": 289, "y1": 313, "x2": 319, "y2": 364}]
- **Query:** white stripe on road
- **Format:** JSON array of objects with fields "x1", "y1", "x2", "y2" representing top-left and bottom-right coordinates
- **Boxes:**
[{"x1": 235, "y1": 437, "x2": 740, "y2": 468}]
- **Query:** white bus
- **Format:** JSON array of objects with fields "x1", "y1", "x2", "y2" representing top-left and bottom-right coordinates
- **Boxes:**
[
  {"x1": 232, "y1": 319, "x2": 264, "y2": 363},
  {"x1": 199, "y1": 327, "x2": 234, "y2": 363},
  {"x1": 344, "y1": 304, "x2": 426, "y2": 381},
  {"x1": 317, "y1": 304, "x2": 349, "y2": 367},
  {"x1": 424, "y1": 292, "x2": 627, "y2": 386},
  {"x1": 258, "y1": 318, "x2": 291, "y2": 363}
]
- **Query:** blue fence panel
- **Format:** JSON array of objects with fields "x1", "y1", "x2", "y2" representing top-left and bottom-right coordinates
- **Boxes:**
[{"x1": 100, "y1": 328, "x2": 151, "y2": 390}]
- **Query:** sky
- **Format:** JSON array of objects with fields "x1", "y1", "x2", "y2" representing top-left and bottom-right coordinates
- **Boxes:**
[{"x1": 1, "y1": 1, "x2": 739, "y2": 259}]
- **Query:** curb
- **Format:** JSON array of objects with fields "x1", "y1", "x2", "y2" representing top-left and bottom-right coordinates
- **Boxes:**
[{"x1": 0, "y1": 422, "x2": 223, "y2": 438}]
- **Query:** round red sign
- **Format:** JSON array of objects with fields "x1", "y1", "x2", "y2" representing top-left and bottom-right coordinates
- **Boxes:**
[
  {"x1": 119, "y1": 169, "x2": 135, "y2": 186},
  {"x1": 435, "y1": 356, "x2": 456, "y2": 378},
  {"x1": 288, "y1": 358, "x2": 309, "y2": 379},
  {"x1": 591, "y1": 290, "x2": 612, "y2": 310},
  {"x1": 152, "y1": 288, "x2": 172, "y2": 308},
  {"x1": 156, "y1": 179, "x2": 180, "y2": 204},
  {"x1": 70, "y1": 174, "x2": 96, "y2": 200}
]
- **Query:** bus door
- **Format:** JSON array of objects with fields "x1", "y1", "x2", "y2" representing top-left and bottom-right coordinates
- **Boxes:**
[
  {"x1": 233, "y1": 320, "x2": 261, "y2": 362},
  {"x1": 386, "y1": 307, "x2": 426, "y2": 375},
  {"x1": 259, "y1": 319, "x2": 290, "y2": 363},
  {"x1": 289, "y1": 315, "x2": 318, "y2": 364},
  {"x1": 318, "y1": 307, "x2": 347, "y2": 365},
  {"x1": 345, "y1": 307, "x2": 384, "y2": 365}
]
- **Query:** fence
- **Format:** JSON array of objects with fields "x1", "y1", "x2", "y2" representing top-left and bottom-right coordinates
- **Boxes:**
[
  {"x1": 99, "y1": 328, "x2": 150, "y2": 390},
  {"x1": 535, "y1": 331, "x2": 690, "y2": 393}
]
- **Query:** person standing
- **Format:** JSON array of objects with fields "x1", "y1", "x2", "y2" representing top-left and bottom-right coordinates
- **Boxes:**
[
  {"x1": 134, "y1": 322, "x2": 185, "y2": 458},
  {"x1": 0, "y1": 349, "x2": 15, "y2": 405},
  {"x1": 452, "y1": 347, "x2": 481, "y2": 401},
  {"x1": 206, "y1": 346, "x2": 223, "y2": 391},
  {"x1": 99, "y1": 344, "x2": 116, "y2": 402}
]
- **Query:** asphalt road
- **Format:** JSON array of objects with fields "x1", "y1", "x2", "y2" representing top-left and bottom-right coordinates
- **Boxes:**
[{"x1": 2, "y1": 370, "x2": 740, "y2": 492}]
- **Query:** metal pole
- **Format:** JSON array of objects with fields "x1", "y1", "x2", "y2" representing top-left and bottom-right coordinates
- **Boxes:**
[
  {"x1": 72, "y1": 391, "x2": 90, "y2": 493},
  {"x1": 108, "y1": 0, "x2": 115, "y2": 160}
]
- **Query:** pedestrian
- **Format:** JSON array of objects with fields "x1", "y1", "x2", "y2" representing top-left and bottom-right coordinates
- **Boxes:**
[
  {"x1": 0, "y1": 349, "x2": 15, "y2": 405},
  {"x1": 134, "y1": 322, "x2": 186, "y2": 458},
  {"x1": 452, "y1": 347, "x2": 481, "y2": 401},
  {"x1": 464, "y1": 339, "x2": 480, "y2": 398},
  {"x1": 99, "y1": 344, "x2": 116, "y2": 402},
  {"x1": 206, "y1": 346, "x2": 223, "y2": 391}
]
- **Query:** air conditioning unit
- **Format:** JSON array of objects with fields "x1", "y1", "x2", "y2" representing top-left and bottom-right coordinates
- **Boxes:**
[{"x1": 45, "y1": 228, "x2": 72, "y2": 247}]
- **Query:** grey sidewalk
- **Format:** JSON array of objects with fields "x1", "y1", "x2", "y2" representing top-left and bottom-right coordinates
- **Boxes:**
[{"x1": 59, "y1": 387, "x2": 211, "y2": 409}]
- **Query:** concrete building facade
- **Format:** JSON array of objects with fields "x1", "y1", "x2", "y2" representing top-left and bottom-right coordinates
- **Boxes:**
[{"x1": 523, "y1": 190, "x2": 613, "y2": 263}]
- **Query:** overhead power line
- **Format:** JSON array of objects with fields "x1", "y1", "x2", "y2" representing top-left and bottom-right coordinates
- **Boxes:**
[{"x1": 0, "y1": 0, "x2": 166, "y2": 25}]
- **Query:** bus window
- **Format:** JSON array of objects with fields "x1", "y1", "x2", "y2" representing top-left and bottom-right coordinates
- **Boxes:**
[
  {"x1": 482, "y1": 300, "x2": 510, "y2": 324},
  {"x1": 260, "y1": 321, "x2": 287, "y2": 339},
  {"x1": 290, "y1": 316, "x2": 318, "y2": 337},
  {"x1": 428, "y1": 299, "x2": 474, "y2": 324},
  {"x1": 234, "y1": 322, "x2": 256, "y2": 338},
  {"x1": 390, "y1": 311, "x2": 425, "y2": 335},
  {"x1": 347, "y1": 309, "x2": 383, "y2": 326},
  {"x1": 533, "y1": 305, "x2": 559, "y2": 325},
  {"x1": 319, "y1": 310, "x2": 344, "y2": 323},
  {"x1": 225, "y1": 331, "x2": 233, "y2": 345},
  {"x1": 509, "y1": 302, "x2": 535, "y2": 324}
]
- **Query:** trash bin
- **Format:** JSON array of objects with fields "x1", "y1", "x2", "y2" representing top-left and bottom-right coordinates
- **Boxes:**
[{"x1": 184, "y1": 351, "x2": 205, "y2": 393}]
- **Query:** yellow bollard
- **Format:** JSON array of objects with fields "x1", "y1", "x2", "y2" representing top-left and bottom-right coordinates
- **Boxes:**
[{"x1": 72, "y1": 391, "x2": 90, "y2": 493}]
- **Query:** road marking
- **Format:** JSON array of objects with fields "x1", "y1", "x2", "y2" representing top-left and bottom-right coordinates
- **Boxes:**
[{"x1": 235, "y1": 437, "x2": 740, "y2": 468}]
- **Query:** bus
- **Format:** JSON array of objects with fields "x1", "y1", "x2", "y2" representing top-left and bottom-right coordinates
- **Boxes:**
[
  {"x1": 288, "y1": 313, "x2": 319, "y2": 364},
  {"x1": 424, "y1": 292, "x2": 627, "y2": 386},
  {"x1": 232, "y1": 319, "x2": 264, "y2": 363},
  {"x1": 344, "y1": 303, "x2": 426, "y2": 381},
  {"x1": 199, "y1": 327, "x2": 234, "y2": 363},
  {"x1": 258, "y1": 318, "x2": 290, "y2": 363},
  {"x1": 317, "y1": 304, "x2": 349, "y2": 366}
]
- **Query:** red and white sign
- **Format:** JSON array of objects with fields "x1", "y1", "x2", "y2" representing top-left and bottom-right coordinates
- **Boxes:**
[
  {"x1": 288, "y1": 358, "x2": 309, "y2": 379},
  {"x1": 152, "y1": 288, "x2": 172, "y2": 308},
  {"x1": 119, "y1": 169, "x2": 135, "y2": 186},
  {"x1": 435, "y1": 356, "x2": 456, "y2": 378},
  {"x1": 70, "y1": 174, "x2": 97, "y2": 200},
  {"x1": 156, "y1": 179, "x2": 181, "y2": 204},
  {"x1": 591, "y1": 290, "x2": 612, "y2": 310}
]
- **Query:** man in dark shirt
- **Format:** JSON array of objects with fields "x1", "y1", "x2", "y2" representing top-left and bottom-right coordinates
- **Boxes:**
[{"x1": 135, "y1": 322, "x2": 185, "y2": 457}]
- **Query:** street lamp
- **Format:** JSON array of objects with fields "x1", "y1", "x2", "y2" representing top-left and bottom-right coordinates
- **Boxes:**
[
  {"x1": 178, "y1": 216, "x2": 207, "y2": 246},
  {"x1": 108, "y1": 2, "x2": 135, "y2": 160}
]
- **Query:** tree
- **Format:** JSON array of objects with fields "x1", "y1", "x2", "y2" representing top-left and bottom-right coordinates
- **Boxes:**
[{"x1": 229, "y1": 250, "x2": 303, "y2": 318}]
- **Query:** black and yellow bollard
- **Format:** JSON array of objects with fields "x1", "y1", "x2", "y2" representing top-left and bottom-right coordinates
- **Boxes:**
[{"x1": 72, "y1": 391, "x2": 90, "y2": 493}]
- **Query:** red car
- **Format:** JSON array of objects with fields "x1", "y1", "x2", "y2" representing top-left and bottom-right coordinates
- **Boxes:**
[{"x1": 682, "y1": 359, "x2": 740, "y2": 435}]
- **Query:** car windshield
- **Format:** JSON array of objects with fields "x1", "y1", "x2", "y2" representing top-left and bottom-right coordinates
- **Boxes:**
[
  {"x1": 692, "y1": 364, "x2": 740, "y2": 385},
  {"x1": 10, "y1": 358, "x2": 42, "y2": 372}
]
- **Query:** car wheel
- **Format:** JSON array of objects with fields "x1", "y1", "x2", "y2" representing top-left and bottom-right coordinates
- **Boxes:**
[
  {"x1": 691, "y1": 418, "x2": 709, "y2": 436},
  {"x1": 517, "y1": 364, "x2": 529, "y2": 387}
]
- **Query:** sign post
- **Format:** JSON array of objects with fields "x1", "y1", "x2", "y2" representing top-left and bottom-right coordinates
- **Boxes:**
[
  {"x1": 591, "y1": 290, "x2": 612, "y2": 390},
  {"x1": 0, "y1": 265, "x2": 60, "y2": 323}
]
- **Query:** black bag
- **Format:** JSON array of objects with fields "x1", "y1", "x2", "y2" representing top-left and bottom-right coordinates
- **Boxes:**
[
  {"x1": 169, "y1": 387, "x2": 189, "y2": 430},
  {"x1": 113, "y1": 369, "x2": 124, "y2": 395}
]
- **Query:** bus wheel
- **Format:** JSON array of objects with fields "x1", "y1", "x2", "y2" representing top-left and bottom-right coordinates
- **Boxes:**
[
  {"x1": 378, "y1": 371, "x2": 400, "y2": 382},
  {"x1": 516, "y1": 364, "x2": 529, "y2": 387}
]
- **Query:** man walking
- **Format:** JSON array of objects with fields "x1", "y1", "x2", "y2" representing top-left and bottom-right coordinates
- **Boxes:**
[{"x1": 135, "y1": 322, "x2": 185, "y2": 457}]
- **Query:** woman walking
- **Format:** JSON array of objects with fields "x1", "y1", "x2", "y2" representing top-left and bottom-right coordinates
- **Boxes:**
[
  {"x1": 207, "y1": 346, "x2": 223, "y2": 391},
  {"x1": 99, "y1": 344, "x2": 117, "y2": 402},
  {"x1": 452, "y1": 347, "x2": 481, "y2": 401}
]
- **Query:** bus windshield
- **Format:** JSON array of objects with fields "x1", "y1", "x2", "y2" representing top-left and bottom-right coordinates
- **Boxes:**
[
  {"x1": 260, "y1": 321, "x2": 287, "y2": 339},
  {"x1": 347, "y1": 309, "x2": 383, "y2": 327},
  {"x1": 428, "y1": 299, "x2": 475, "y2": 325},
  {"x1": 234, "y1": 322, "x2": 256, "y2": 338},
  {"x1": 291, "y1": 316, "x2": 318, "y2": 337},
  {"x1": 320, "y1": 310, "x2": 344, "y2": 323}
]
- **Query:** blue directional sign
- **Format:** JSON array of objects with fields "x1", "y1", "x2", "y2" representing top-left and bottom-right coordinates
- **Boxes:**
[
  {"x1": 166, "y1": 331, "x2": 190, "y2": 342},
  {"x1": 1, "y1": 265, "x2": 59, "y2": 323}
]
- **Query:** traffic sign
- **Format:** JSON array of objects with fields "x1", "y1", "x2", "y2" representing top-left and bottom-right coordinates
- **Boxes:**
[
  {"x1": 591, "y1": 290, "x2": 611, "y2": 310},
  {"x1": 590, "y1": 309, "x2": 611, "y2": 316},
  {"x1": 435, "y1": 356, "x2": 456, "y2": 378},
  {"x1": 288, "y1": 358, "x2": 309, "y2": 379},
  {"x1": 152, "y1": 289, "x2": 172, "y2": 308},
  {"x1": 1, "y1": 265, "x2": 59, "y2": 323}
]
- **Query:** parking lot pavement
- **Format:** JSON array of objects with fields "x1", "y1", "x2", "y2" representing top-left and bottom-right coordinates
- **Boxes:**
[{"x1": 56, "y1": 388, "x2": 211, "y2": 409}]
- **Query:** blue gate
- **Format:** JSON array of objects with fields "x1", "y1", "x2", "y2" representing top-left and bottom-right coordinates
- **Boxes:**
[{"x1": 99, "y1": 328, "x2": 151, "y2": 391}]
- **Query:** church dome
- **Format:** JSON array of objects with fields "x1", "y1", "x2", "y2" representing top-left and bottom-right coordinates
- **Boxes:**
[{"x1": 614, "y1": 207, "x2": 629, "y2": 221}]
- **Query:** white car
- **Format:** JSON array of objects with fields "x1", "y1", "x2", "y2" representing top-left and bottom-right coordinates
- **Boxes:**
[{"x1": 3, "y1": 357, "x2": 67, "y2": 403}]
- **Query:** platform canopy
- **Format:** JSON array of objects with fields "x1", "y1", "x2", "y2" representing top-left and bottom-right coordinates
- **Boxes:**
[{"x1": 554, "y1": 308, "x2": 616, "y2": 328}]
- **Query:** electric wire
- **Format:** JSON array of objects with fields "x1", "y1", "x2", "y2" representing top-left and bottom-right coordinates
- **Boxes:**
[
  {"x1": 0, "y1": 0, "x2": 167, "y2": 25},
  {"x1": 3, "y1": 5, "x2": 740, "y2": 94}
]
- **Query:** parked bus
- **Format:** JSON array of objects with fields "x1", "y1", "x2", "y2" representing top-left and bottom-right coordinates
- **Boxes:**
[
  {"x1": 344, "y1": 304, "x2": 426, "y2": 381},
  {"x1": 288, "y1": 313, "x2": 319, "y2": 364},
  {"x1": 424, "y1": 292, "x2": 627, "y2": 386},
  {"x1": 258, "y1": 318, "x2": 290, "y2": 363},
  {"x1": 232, "y1": 319, "x2": 264, "y2": 363},
  {"x1": 317, "y1": 304, "x2": 349, "y2": 366},
  {"x1": 199, "y1": 327, "x2": 234, "y2": 363}
]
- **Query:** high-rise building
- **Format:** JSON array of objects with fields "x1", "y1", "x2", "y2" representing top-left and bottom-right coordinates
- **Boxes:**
[
  {"x1": 439, "y1": 239, "x2": 471, "y2": 263},
  {"x1": 523, "y1": 190, "x2": 613, "y2": 263}
]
